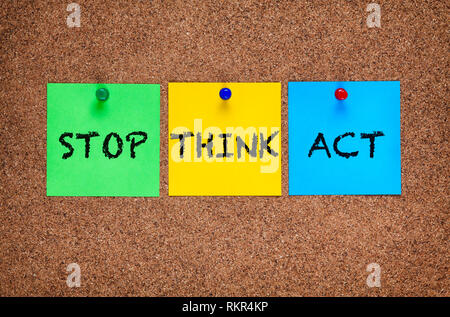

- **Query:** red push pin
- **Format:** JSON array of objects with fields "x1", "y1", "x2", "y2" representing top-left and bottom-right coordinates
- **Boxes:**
[{"x1": 335, "y1": 88, "x2": 348, "y2": 100}]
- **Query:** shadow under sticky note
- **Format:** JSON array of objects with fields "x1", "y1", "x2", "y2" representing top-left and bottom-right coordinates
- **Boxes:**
[
  {"x1": 47, "y1": 83, "x2": 160, "y2": 196},
  {"x1": 169, "y1": 83, "x2": 281, "y2": 196},
  {"x1": 288, "y1": 81, "x2": 401, "y2": 195}
]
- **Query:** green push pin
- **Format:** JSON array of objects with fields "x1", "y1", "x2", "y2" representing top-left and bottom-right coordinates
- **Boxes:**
[{"x1": 96, "y1": 88, "x2": 109, "y2": 102}]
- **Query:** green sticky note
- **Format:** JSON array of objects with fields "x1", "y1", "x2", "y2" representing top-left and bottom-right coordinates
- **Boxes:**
[{"x1": 47, "y1": 83, "x2": 160, "y2": 196}]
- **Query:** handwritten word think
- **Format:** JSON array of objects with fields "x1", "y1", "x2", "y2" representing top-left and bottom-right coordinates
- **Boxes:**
[{"x1": 170, "y1": 119, "x2": 280, "y2": 173}]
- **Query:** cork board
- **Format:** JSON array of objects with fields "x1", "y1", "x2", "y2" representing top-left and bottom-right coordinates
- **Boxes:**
[{"x1": 0, "y1": 0, "x2": 448, "y2": 296}]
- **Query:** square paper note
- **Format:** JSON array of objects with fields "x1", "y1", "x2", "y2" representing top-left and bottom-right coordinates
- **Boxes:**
[
  {"x1": 288, "y1": 81, "x2": 401, "y2": 195},
  {"x1": 169, "y1": 83, "x2": 281, "y2": 196},
  {"x1": 47, "y1": 83, "x2": 160, "y2": 196}
]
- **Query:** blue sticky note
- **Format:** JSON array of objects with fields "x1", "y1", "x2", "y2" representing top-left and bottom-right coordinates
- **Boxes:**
[{"x1": 288, "y1": 81, "x2": 401, "y2": 195}]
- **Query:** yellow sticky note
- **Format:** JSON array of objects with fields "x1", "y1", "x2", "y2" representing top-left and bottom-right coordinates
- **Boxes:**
[{"x1": 169, "y1": 83, "x2": 281, "y2": 196}]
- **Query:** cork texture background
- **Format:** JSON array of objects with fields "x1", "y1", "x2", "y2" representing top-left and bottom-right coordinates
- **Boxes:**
[{"x1": 0, "y1": 0, "x2": 448, "y2": 296}]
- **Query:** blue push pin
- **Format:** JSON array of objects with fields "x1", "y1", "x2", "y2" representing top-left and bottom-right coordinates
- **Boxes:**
[{"x1": 219, "y1": 88, "x2": 232, "y2": 100}]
